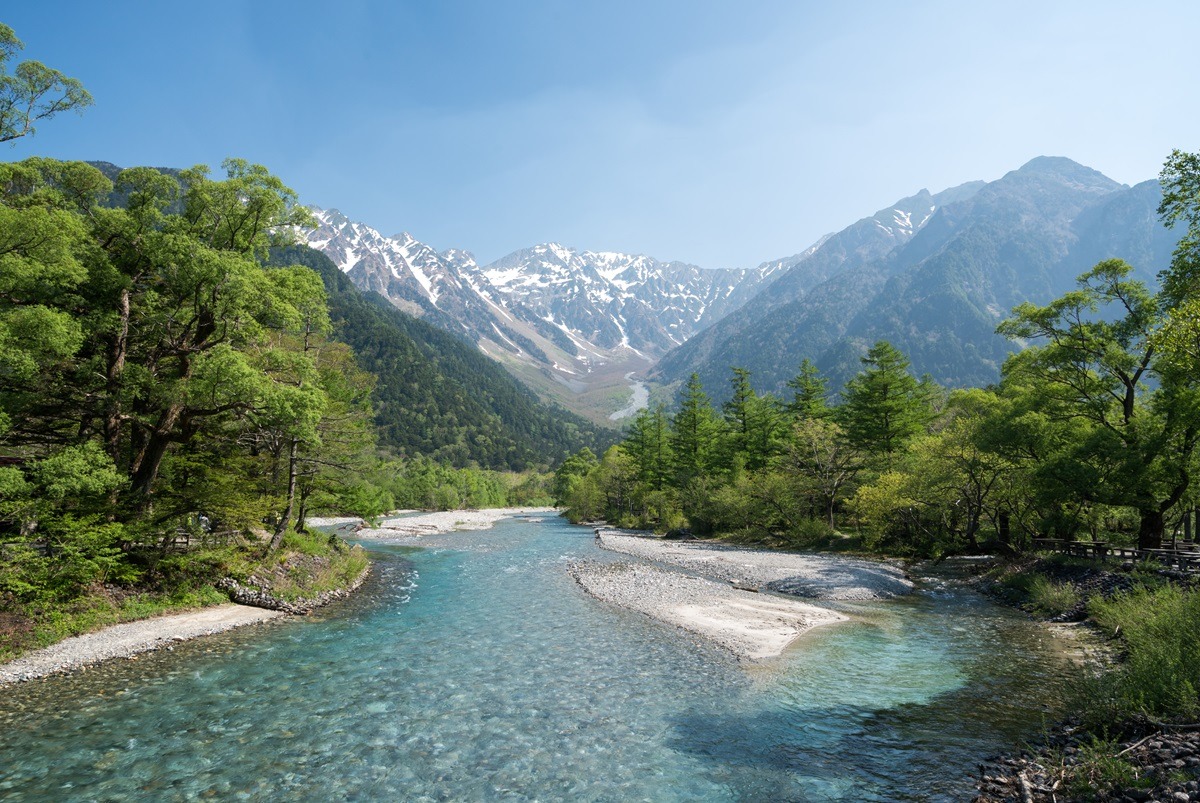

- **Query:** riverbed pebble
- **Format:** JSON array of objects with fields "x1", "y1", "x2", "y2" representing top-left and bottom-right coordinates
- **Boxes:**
[{"x1": 594, "y1": 529, "x2": 914, "y2": 600}]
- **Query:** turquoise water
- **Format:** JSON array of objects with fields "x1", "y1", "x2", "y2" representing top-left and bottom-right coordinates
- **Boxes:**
[{"x1": 0, "y1": 513, "x2": 1069, "y2": 801}]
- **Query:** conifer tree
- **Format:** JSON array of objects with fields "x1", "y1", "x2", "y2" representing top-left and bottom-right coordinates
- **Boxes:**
[
  {"x1": 837, "y1": 341, "x2": 934, "y2": 458},
  {"x1": 670, "y1": 373, "x2": 717, "y2": 483}
]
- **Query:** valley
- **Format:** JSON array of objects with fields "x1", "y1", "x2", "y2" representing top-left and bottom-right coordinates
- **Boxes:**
[{"x1": 298, "y1": 157, "x2": 1179, "y2": 417}]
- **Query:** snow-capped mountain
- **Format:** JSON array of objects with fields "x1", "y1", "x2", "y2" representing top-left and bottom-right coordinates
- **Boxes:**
[
  {"x1": 481, "y1": 244, "x2": 782, "y2": 355},
  {"x1": 298, "y1": 207, "x2": 786, "y2": 418}
]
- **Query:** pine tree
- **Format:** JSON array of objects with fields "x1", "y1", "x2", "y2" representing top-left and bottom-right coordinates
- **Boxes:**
[
  {"x1": 786, "y1": 358, "x2": 830, "y2": 422},
  {"x1": 837, "y1": 341, "x2": 935, "y2": 458},
  {"x1": 670, "y1": 373, "x2": 717, "y2": 484}
]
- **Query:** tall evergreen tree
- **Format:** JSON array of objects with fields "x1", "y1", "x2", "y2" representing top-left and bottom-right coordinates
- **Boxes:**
[
  {"x1": 625, "y1": 405, "x2": 672, "y2": 491},
  {"x1": 721, "y1": 368, "x2": 782, "y2": 471},
  {"x1": 786, "y1": 358, "x2": 830, "y2": 422},
  {"x1": 837, "y1": 341, "x2": 935, "y2": 458},
  {"x1": 670, "y1": 373, "x2": 717, "y2": 483}
]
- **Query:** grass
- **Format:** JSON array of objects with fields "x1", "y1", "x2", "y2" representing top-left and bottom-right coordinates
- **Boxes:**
[
  {"x1": 1, "y1": 584, "x2": 228, "y2": 664},
  {"x1": 1, "y1": 529, "x2": 369, "y2": 663},
  {"x1": 269, "y1": 543, "x2": 369, "y2": 602},
  {"x1": 1025, "y1": 574, "x2": 1081, "y2": 617},
  {"x1": 1079, "y1": 584, "x2": 1200, "y2": 724},
  {"x1": 1062, "y1": 737, "x2": 1152, "y2": 799}
]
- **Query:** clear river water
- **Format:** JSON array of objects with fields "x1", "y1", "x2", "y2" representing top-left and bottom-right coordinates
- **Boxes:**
[{"x1": 0, "y1": 512, "x2": 1071, "y2": 801}]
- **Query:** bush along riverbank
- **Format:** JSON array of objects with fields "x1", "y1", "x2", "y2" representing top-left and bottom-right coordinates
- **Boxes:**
[
  {"x1": 973, "y1": 554, "x2": 1200, "y2": 802},
  {"x1": 0, "y1": 528, "x2": 369, "y2": 666}
]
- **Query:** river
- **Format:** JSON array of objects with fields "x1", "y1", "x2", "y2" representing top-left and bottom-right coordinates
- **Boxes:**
[
  {"x1": 0, "y1": 512, "x2": 1070, "y2": 801},
  {"x1": 609, "y1": 372, "x2": 650, "y2": 421}
]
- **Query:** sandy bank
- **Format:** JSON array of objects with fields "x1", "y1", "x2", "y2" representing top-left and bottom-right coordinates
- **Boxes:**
[
  {"x1": 0, "y1": 604, "x2": 285, "y2": 686},
  {"x1": 569, "y1": 561, "x2": 846, "y2": 661},
  {"x1": 304, "y1": 515, "x2": 364, "y2": 528},
  {"x1": 356, "y1": 507, "x2": 557, "y2": 539},
  {"x1": 596, "y1": 530, "x2": 913, "y2": 600}
]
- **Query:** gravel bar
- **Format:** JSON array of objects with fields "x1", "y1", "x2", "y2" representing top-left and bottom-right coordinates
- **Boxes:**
[
  {"x1": 356, "y1": 507, "x2": 557, "y2": 539},
  {"x1": 596, "y1": 530, "x2": 913, "y2": 600},
  {"x1": 569, "y1": 561, "x2": 846, "y2": 661},
  {"x1": 0, "y1": 604, "x2": 285, "y2": 686}
]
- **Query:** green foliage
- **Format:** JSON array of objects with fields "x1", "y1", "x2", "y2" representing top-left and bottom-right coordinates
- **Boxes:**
[
  {"x1": 786, "y1": 358, "x2": 830, "y2": 421},
  {"x1": 997, "y1": 258, "x2": 1200, "y2": 548},
  {"x1": 1023, "y1": 575, "x2": 1080, "y2": 618},
  {"x1": 553, "y1": 447, "x2": 598, "y2": 505},
  {"x1": 266, "y1": 245, "x2": 610, "y2": 471},
  {"x1": 837, "y1": 341, "x2": 935, "y2": 460},
  {"x1": 0, "y1": 23, "x2": 93, "y2": 144},
  {"x1": 670, "y1": 373, "x2": 719, "y2": 484},
  {"x1": 1063, "y1": 737, "x2": 1150, "y2": 800},
  {"x1": 1085, "y1": 585, "x2": 1200, "y2": 722}
]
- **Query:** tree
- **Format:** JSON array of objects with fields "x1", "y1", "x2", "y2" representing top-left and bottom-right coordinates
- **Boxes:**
[
  {"x1": 720, "y1": 367, "x2": 783, "y2": 471},
  {"x1": 785, "y1": 417, "x2": 862, "y2": 528},
  {"x1": 0, "y1": 24, "x2": 92, "y2": 143},
  {"x1": 786, "y1": 358, "x2": 830, "y2": 422},
  {"x1": 1158, "y1": 149, "x2": 1200, "y2": 307},
  {"x1": 670, "y1": 373, "x2": 718, "y2": 484},
  {"x1": 553, "y1": 447, "x2": 598, "y2": 506},
  {"x1": 837, "y1": 341, "x2": 935, "y2": 459},
  {"x1": 997, "y1": 259, "x2": 1200, "y2": 549},
  {"x1": 1157, "y1": 149, "x2": 1200, "y2": 373},
  {"x1": 624, "y1": 405, "x2": 671, "y2": 492}
]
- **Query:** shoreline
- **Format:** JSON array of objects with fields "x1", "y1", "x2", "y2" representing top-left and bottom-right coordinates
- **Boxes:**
[
  {"x1": 567, "y1": 528, "x2": 913, "y2": 661},
  {"x1": 569, "y1": 560, "x2": 846, "y2": 661},
  {"x1": 0, "y1": 508, "x2": 550, "y2": 685},
  {"x1": 356, "y1": 507, "x2": 556, "y2": 539},
  {"x1": 0, "y1": 604, "x2": 285, "y2": 686},
  {"x1": 595, "y1": 528, "x2": 914, "y2": 599}
]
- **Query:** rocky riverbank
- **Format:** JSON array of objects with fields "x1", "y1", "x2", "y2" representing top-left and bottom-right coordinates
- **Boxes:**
[
  {"x1": 2, "y1": 537, "x2": 373, "y2": 685},
  {"x1": 0, "y1": 605, "x2": 285, "y2": 685},
  {"x1": 595, "y1": 528, "x2": 914, "y2": 599},
  {"x1": 971, "y1": 555, "x2": 1200, "y2": 801},
  {"x1": 567, "y1": 528, "x2": 915, "y2": 661},
  {"x1": 218, "y1": 562, "x2": 370, "y2": 615},
  {"x1": 976, "y1": 723, "x2": 1200, "y2": 802}
]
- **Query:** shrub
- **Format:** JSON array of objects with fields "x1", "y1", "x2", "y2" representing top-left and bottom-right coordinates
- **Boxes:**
[
  {"x1": 1064, "y1": 737, "x2": 1151, "y2": 799},
  {"x1": 1025, "y1": 575, "x2": 1080, "y2": 618},
  {"x1": 1082, "y1": 584, "x2": 1200, "y2": 722}
]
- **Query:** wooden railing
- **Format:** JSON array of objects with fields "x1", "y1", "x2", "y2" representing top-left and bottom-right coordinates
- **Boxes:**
[{"x1": 1032, "y1": 538, "x2": 1200, "y2": 573}]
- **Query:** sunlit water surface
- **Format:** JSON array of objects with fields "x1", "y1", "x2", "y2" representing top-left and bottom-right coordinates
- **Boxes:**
[{"x1": 0, "y1": 513, "x2": 1070, "y2": 801}]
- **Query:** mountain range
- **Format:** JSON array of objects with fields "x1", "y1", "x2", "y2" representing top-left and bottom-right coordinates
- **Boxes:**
[
  {"x1": 298, "y1": 156, "x2": 1179, "y2": 414},
  {"x1": 299, "y1": 209, "x2": 787, "y2": 419}
]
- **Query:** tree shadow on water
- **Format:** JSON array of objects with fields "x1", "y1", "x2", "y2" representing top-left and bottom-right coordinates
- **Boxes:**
[{"x1": 666, "y1": 684, "x2": 1048, "y2": 802}]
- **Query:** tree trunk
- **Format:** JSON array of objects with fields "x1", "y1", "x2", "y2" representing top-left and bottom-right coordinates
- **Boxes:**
[
  {"x1": 268, "y1": 438, "x2": 299, "y2": 552},
  {"x1": 295, "y1": 487, "x2": 310, "y2": 534},
  {"x1": 1138, "y1": 508, "x2": 1165, "y2": 550},
  {"x1": 103, "y1": 287, "x2": 131, "y2": 465},
  {"x1": 998, "y1": 511, "x2": 1011, "y2": 546},
  {"x1": 964, "y1": 508, "x2": 981, "y2": 552}
]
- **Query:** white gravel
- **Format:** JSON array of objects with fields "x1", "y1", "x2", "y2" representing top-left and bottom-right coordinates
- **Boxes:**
[
  {"x1": 304, "y1": 516, "x2": 364, "y2": 528},
  {"x1": 595, "y1": 530, "x2": 913, "y2": 600},
  {"x1": 356, "y1": 507, "x2": 557, "y2": 539},
  {"x1": 569, "y1": 562, "x2": 846, "y2": 661},
  {"x1": 0, "y1": 604, "x2": 285, "y2": 686}
]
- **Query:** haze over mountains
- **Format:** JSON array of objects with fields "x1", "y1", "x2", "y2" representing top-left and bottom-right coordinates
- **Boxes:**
[{"x1": 301, "y1": 156, "x2": 1179, "y2": 415}]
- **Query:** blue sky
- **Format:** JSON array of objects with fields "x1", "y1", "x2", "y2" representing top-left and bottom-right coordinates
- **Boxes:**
[{"x1": 6, "y1": 2, "x2": 1199, "y2": 268}]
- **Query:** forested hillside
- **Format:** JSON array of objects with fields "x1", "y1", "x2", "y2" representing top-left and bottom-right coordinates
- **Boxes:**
[
  {"x1": 562, "y1": 151, "x2": 1200, "y2": 558},
  {"x1": 266, "y1": 245, "x2": 612, "y2": 470},
  {"x1": 652, "y1": 158, "x2": 1180, "y2": 402}
]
